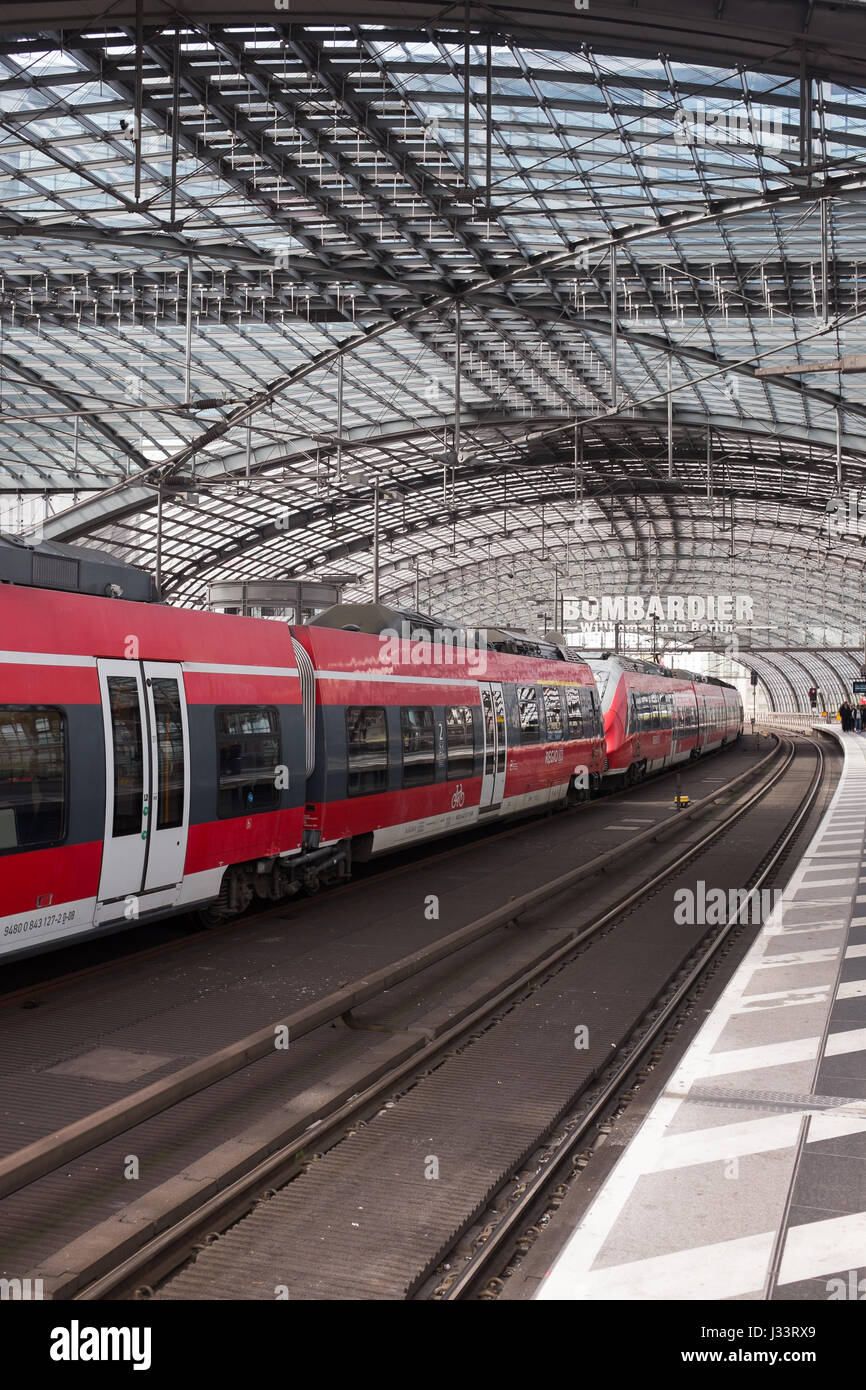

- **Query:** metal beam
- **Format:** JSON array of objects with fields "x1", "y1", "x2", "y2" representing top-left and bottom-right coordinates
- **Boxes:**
[{"x1": 0, "y1": 349, "x2": 151, "y2": 475}]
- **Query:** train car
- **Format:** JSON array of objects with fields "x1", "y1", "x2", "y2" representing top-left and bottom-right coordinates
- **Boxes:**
[
  {"x1": 691, "y1": 672, "x2": 744, "y2": 755},
  {"x1": 588, "y1": 654, "x2": 742, "y2": 785},
  {"x1": 0, "y1": 578, "x2": 307, "y2": 958},
  {"x1": 0, "y1": 574, "x2": 606, "y2": 957},
  {"x1": 291, "y1": 604, "x2": 606, "y2": 869}
]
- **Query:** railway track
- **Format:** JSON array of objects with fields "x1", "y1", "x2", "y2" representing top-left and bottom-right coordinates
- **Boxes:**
[
  {"x1": 0, "y1": 731, "x2": 833, "y2": 1301},
  {"x1": 433, "y1": 730, "x2": 829, "y2": 1300}
]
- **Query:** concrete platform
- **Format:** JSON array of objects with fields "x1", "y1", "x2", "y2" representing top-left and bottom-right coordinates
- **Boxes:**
[{"x1": 523, "y1": 728, "x2": 866, "y2": 1301}]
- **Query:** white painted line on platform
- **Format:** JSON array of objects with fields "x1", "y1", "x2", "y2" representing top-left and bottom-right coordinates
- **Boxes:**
[
  {"x1": 735, "y1": 985, "x2": 830, "y2": 1009},
  {"x1": 756, "y1": 948, "x2": 839, "y2": 967},
  {"x1": 653, "y1": 1105, "x2": 866, "y2": 1173},
  {"x1": 538, "y1": 1230, "x2": 774, "y2": 1301},
  {"x1": 765, "y1": 924, "x2": 846, "y2": 936},
  {"x1": 826, "y1": 1026, "x2": 866, "y2": 1056},
  {"x1": 701, "y1": 1036, "x2": 821, "y2": 1077},
  {"x1": 652, "y1": 1113, "x2": 801, "y2": 1170},
  {"x1": 778, "y1": 1213, "x2": 866, "y2": 1288},
  {"x1": 798, "y1": 876, "x2": 857, "y2": 887}
]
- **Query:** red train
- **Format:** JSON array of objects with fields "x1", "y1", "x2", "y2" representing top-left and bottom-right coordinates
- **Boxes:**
[
  {"x1": 0, "y1": 581, "x2": 606, "y2": 959},
  {"x1": 588, "y1": 654, "x2": 743, "y2": 785},
  {"x1": 0, "y1": 549, "x2": 742, "y2": 962}
]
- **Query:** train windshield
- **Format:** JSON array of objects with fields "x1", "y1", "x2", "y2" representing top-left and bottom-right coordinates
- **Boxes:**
[{"x1": 591, "y1": 666, "x2": 611, "y2": 702}]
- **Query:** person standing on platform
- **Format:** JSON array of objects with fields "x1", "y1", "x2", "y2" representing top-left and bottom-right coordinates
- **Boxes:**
[{"x1": 839, "y1": 700, "x2": 852, "y2": 731}]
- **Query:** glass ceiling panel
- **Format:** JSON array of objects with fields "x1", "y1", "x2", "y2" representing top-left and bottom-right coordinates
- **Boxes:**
[{"x1": 0, "y1": 19, "x2": 862, "y2": 646}]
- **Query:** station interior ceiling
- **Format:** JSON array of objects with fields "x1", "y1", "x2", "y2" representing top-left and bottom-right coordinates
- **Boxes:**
[{"x1": 0, "y1": 3, "x2": 865, "y2": 711}]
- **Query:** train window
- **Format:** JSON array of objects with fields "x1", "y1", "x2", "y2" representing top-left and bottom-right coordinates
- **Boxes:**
[
  {"x1": 630, "y1": 693, "x2": 646, "y2": 732},
  {"x1": 445, "y1": 706, "x2": 475, "y2": 780},
  {"x1": 401, "y1": 707, "x2": 436, "y2": 787},
  {"x1": 216, "y1": 707, "x2": 281, "y2": 818},
  {"x1": 152, "y1": 679, "x2": 184, "y2": 830},
  {"x1": 108, "y1": 677, "x2": 145, "y2": 836},
  {"x1": 346, "y1": 706, "x2": 388, "y2": 796},
  {"x1": 0, "y1": 707, "x2": 66, "y2": 851},
  {"x1": 632, "y1": 691, "x2": 662, "y2": 731},
  {"x1": 565, "y1": 687, "x2": 583, "y2": 738},
  {"x1": 542, "y1": 686, "x2": 564, "y2": 740},
  {"x1": 588, "y1": 689, "x2": 603, "y2": 738},
  {"x1": 517, "y1": 686, "x2": 540, "y2": 743}
]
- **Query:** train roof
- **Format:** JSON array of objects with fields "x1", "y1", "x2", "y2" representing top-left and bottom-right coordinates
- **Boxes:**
[
  {"x1": 0, "y1": 534, "x2": 157, "y2": 603},
  {"x1": 477, "y1": 625, "x2": 571, "y2": 662},
  {"x1": 309, "y1": 603, "x2": 573, "y2": 662},
  {"x1": 585, "y1": 651, "x2": 738, "y2": 691}
]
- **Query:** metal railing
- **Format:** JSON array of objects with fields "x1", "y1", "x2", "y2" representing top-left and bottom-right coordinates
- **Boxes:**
[{"x1": 759, "y1": 712, "x2": 836, "y2": 730}]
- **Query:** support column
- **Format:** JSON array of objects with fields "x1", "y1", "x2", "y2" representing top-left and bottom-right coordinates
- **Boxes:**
[
  {"x1": 451, "y1": 301, "x2": 461, "y2": 507},
  {"x1": 155, "y1": 483, "x2": 163, "y2": 598},
  {"x1": 134, "y1": 0, "x2": 143, "y2": 205},
  {"x1": 485, "y1": 41, "x2": 493, "y2": 214},
  {"x1": 667, "y1": 354, "x2": 673, "y2": 478},
  {"x1": 184, "y1": 254, "x2": 193, "y2": 404},
  {"x1": 336, "y1": 355, "x2": 344, "y2": 482},
  {"x1": 372, "y1": 477, "x2": 380, "y2": 604},
  {"x1": 463, "y1": 1, "x2": 471, "y2": 190},
  {"x1": 169, "y1": 30, "x2": 180, "y2": 225},
  {"x1": 610, "y1": 244, "x2": 618, "y2": 410}
]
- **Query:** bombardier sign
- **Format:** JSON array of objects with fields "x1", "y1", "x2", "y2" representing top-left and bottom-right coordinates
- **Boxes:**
[{"x1": 564, "y1": 594, "x2": 754, "y2": 634}]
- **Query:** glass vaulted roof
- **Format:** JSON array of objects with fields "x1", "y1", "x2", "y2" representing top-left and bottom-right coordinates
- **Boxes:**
[{"x1": 1, "y1": 19, "x2": 865, "y2": 650}]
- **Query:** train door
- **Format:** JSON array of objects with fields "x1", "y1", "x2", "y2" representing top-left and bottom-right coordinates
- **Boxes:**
[
  {"x1": 629, "y1": 692, "x2": 642, "y2": 761},
  {"x1": 479, "y1": 682, "x2": 507, "y2": 809},
  {"x1": 695, "y1": 690, "x2": 706, "y2": 750},
  {"x1": 95, "y1": 660, "x2": 191, "y2": 922}
]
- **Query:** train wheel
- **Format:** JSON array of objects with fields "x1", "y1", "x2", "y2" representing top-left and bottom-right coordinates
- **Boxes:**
[{"x1": 197, "y1": 908, "x2": 226, "y2": 929}]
